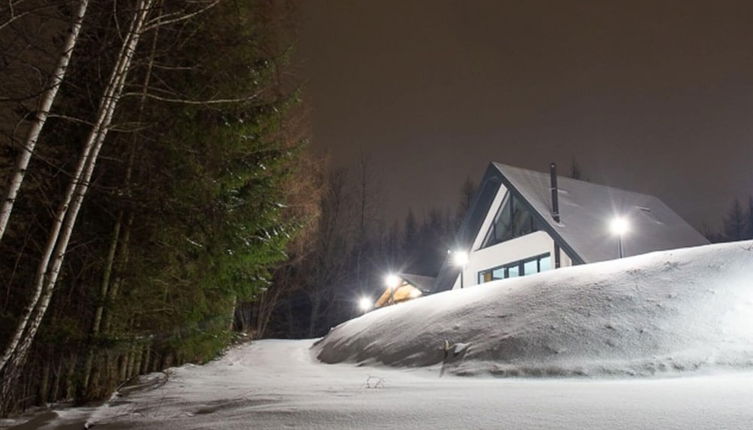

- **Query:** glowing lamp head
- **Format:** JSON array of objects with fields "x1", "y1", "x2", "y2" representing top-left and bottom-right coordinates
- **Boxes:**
[
  {"x1": 358, "y1": 296, "x2": 372, "y2": 312},
  {"x1": 385, "y1": 273, "x2": 401, "y2": 289},
  {"x1": 609, "y1": 217, "x2": 629, "y2": 236},
  {"x1": 452, "y1": 250, "x2": 469, "y2": 267}
]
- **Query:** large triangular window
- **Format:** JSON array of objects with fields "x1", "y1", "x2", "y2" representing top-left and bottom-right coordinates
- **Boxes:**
[{"x1": 481, "y1": 192, "x2": 539, "y2": 248}]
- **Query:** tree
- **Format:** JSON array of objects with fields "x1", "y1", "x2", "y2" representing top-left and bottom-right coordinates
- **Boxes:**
[
  {"x1": 0, "y1": 0, "x2": 89, "y2": 241},
  {"x1": 569, "y1": 157, "x2": 588, "y2": 181},
  {"x1": 746, "y1": 197, "x2": 753, "y2": 240},
  {"x1": 456, "y1": 177, "x2": 477, "y2": 226},
  {"x1": 402, "y1": 208, "x2": 418, "y2": 264},
  {"x1": 0, "y1": 0, "x2": 306, "y2": 413},
  {"x1": 723, "y1": 198, "x2": 746, "y2": 242},
  {"x1": 0, "y1": 0, "x2": 155, "y2": 406}
]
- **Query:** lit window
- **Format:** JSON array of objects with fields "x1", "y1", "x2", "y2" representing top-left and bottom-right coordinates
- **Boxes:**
[{"x1": 477, "y1": 253, "x2": 552, "y2": 284}]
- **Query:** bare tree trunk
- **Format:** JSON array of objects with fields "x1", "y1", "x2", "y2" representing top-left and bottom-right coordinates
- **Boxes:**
[
  {"x1": 0, "y1": 0, "x2": 89, "y2": 241},
  {"x1": 38, "y1": 359, "x2": 50, "y2": 404},
  {"x1": 81, "y1": 214, "x2": 122, "y2": 390},
  {"x1": 141, "y1": 344, "x2": 151, "y2": 374},
  {"x1": 308, "y1": 294, "x2": 321, "y2": 338},
  {"x1": 50, "y1": 359, "x2": 63, "y2": 402},
  {"x1": 102, "y1": 212, "x2": 133, "y2": 332},
  {"x1": 0, "y1": 0, "x2": 154, "y2": 401},
  {"x1": 130, "y1": 344, "x2": 142, "y2": 379},
  {"x1": 64, "y1": 354, "x2": 77, "y2": 400},
  {"x1": 119, "y1": 348, "x2": 130, "y2": 382}
]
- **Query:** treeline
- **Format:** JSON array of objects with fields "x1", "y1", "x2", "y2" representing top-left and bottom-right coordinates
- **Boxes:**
[
  {"x1": 235, "y1": 169, "x2": 476, "y2": 339},
  {"x1": 0, "y1": 0, "x2": 314, "y2": 414},
  {"x1": 242, "y1": 159, "x2": 751, "y2": 340},
  {"x1": 703, "y1": 197, "x2": 753, "y2": 243}
]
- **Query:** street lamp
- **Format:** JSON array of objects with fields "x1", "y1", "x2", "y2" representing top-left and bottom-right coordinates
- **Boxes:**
[
  {"x1": 358, "y1": 296, "x2": 372, "y2": 313},
  {"x1": 384, "y1": 273, "x2": 401, "y2": 304},
  {"x1": 452, "y1": 250, "x2": 469, "y2": 288},
  {"x1": 609, "y1": 216, "x2": 629, "y2": 258}
]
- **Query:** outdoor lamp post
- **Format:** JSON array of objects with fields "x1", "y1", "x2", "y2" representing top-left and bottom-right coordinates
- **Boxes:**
[
  {"x1": 452, "y1": 250, "x2": 469, "y2": 288},
  {"x1": 385, "y1": 273, "x2": 401, "y2": 304},
  {"x1": 609, "y1": 216, "x2": 629, "y2": 258}
]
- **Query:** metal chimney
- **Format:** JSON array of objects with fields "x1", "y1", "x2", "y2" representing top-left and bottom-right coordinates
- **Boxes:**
[{"x1": 549, "y1": 162, "x2": 560, "y2": 223}]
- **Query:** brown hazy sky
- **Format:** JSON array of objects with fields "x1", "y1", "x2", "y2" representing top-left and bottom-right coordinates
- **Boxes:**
[{"x1": 299, "y1": 0, "x2": 753, "y2": 231}]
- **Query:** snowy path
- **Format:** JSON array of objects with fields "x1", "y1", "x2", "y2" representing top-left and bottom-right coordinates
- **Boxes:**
[{"x1": 8, "y1": 339, "x2": 753, "y2": 429}]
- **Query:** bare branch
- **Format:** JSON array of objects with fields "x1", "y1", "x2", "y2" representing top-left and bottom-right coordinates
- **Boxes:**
[
  {"x1": 122, "y1": 90, "x2": 263, "y2": 105},
  {"x1": 143, "y1": 0, "x2": 220, "y2": 31}
]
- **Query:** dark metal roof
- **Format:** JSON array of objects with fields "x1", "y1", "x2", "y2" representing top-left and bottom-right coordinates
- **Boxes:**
[{"x1": 433, "y1": 162, "x2": 709, "y2": 292}]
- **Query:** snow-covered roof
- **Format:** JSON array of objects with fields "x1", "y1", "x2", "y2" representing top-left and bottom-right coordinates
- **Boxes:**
[
  {"x1": 433, "y1": 162, "x2": 709, "y2": 292},
  {"x1": 399, "y1": 273, "x2": 435, "y2": 292},
  {"x1": 492, "y1": 162, "x2": 709, "y2": 264}
]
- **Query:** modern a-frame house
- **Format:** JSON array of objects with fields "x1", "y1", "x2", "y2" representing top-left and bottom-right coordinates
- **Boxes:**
[{"x1": 434, "y1": 162, "x2": 709, "y2": 292}]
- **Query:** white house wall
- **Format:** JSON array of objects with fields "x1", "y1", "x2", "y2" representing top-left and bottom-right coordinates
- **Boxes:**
[
  {"x1": 452, "y1": 182, "x2": 572, "y2": 290},
  {"x1": 452, "y1": 231, "x2": 572, "y2": 290}
]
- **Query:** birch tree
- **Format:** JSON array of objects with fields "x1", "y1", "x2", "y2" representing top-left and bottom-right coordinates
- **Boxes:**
[
  {"x1": 0, "y1": 0, "x2": 154, "y2": 405},
  {"x1": 0, "y1": 0, "x2": 306, "y2": 413},
  {"x1": 0, "y1": 0, "x2": 89, "y2": 241}
]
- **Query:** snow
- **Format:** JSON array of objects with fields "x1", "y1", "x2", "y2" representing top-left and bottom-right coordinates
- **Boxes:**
[
  {"x1": 6, "y1": 339, "x2": 753, "y2": 429},
  {"x1": 5, "y1": 241, "x2": 753, "y2": 429},
  {"x1": 316, "y1": 241, "x2": 753, "y2": 377},
  {"x1": 492, "y1": 162, "x2": 709, "y2": 262}
]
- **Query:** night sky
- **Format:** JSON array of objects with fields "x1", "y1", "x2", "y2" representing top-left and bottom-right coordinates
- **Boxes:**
[{"x1": 299, "y1": 1, "x2": 753, "y2": 230}]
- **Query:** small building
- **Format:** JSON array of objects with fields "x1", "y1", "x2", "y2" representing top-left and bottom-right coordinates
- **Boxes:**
[
  {"x1": 434, "y1": 162, "x2": 709, "y2": 292},
  {"x1": 374, "y1": 273, "x2": 435, "y2": 308}
]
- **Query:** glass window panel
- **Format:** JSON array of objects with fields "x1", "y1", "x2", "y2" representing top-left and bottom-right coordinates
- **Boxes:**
[
  {"x1": 479, "y1": 271, "x2": 490, "y2": 284},
  {"x1": 482, "y1": 193, "x2": 538, "y2": 248},
  {"x1": 523, "y1": 259, "x2": 538, "y2": 276},
  {"x1": 492, "y1": 268, "x2": 505, "y2": 280},
  {"x1": 507, "y1": 265, "x2": 519, "y2": 278},
  {"x1": 539, "y1": 255, "x2": 551, "y2": 272}
]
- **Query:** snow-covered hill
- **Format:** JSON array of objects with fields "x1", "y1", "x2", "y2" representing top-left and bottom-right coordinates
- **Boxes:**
[
  {"x1": 8, "y1": 340, "x2": 753, "y2": 430},
  {"x1": 315, "y1": 241, "x2": 753, "y2": 377}
]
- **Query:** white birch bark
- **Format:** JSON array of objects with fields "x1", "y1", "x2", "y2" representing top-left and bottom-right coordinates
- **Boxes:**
[
  {"x1": 0, "y1": 0, "x2": 89, "y2": 241},
  {"x1": 0, "y1": 0, "x2": 154, "y2": 380}
]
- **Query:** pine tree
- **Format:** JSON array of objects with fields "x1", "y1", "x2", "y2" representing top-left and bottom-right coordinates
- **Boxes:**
[
  {"x1": 403, "y1": 209, "x2": 418, "y2": 263},
  {"x1": 723, "y1": 198, "x2": 746, "y2": 242},
  {"x1": 570, "y1": 157, "x2": 588, "y2": 181},
  {"x1": 456, "y1": 177, "x2": 477, "y2": 226},
  {"x1": 0, "y1": 0, "x2": 308, "y2": 413},
  {"x1": 746, "y1": 197, "x2": 753, "y2": 240}
]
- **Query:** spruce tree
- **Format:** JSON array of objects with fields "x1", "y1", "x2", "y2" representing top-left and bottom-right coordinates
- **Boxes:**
[{"x1": 723, "y1": 198, "x2": 746, "y2": 242}]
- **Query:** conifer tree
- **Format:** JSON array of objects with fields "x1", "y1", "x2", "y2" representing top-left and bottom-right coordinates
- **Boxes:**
[
  {"x1": 723, "y1": 198, "x2": 746, "y2": 242},
  {"x1": 746, "y1": 197, "x2": 753, "y2": 240}
]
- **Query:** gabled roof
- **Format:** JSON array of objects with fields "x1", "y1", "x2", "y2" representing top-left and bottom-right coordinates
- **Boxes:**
[
  {"x1": 493, "y1": 162, "x2": 709, "y2": 263},
  {"x1": 399, "y1": 273, "x2": 435, "y2": 293},
  {"x1": 433, "y1": 162, "x2": 709, "y2": 292}
]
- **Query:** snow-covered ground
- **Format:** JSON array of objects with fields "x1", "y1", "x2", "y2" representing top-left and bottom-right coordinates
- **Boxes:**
[
  {"x1": 317, "y1": 241, "x2": 753, "y2": 377},
  {"x1": 4, "y1": 241, "x2": 753, "y2": 429},
  {"x1": 5, "y1": 339, "x2": 753, "y2": 430}
]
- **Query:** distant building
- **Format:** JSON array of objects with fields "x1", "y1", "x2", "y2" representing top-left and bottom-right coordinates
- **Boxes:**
[
  {"x1": 434, "y1": 162, "x2": 709, "y2": 292},
  {"x1": 374, "y1": 273, "x2": 434, "y2": 308}
]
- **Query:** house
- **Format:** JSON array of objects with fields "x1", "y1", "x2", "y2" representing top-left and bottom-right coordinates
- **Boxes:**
[
  {"x1": 433, "y1": 162, "x2": 709, "y2": 292},
  {"x1": 374, "y1": 273, "x2": 435, "y2": 308}
]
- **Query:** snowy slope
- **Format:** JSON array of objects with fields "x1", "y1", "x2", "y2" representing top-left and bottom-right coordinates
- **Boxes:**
[
  {"x1": 316, "y1": 241, "x2": 753, "y2": 377},
  {"x1": 7, "y1": 340, "x2": 753, "y2": 430}
]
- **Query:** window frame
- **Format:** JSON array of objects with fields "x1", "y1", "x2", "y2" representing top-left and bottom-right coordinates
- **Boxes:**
[
  {"x1": 481, "y1": 191, "x2": 538, "y2": 249},
  {"x1": 477, "y1": 252, "x2": 552, "y2": 284}
]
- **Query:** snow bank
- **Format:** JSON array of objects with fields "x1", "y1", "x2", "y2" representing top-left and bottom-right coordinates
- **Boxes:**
[{"x1": 315, "y1": 241, "x2": 753, "y2": 377}]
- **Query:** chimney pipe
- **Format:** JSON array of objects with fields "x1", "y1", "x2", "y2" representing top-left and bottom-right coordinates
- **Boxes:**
[{"x1": 550, "y1": 162, "x2": 560, "y2": 223}]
